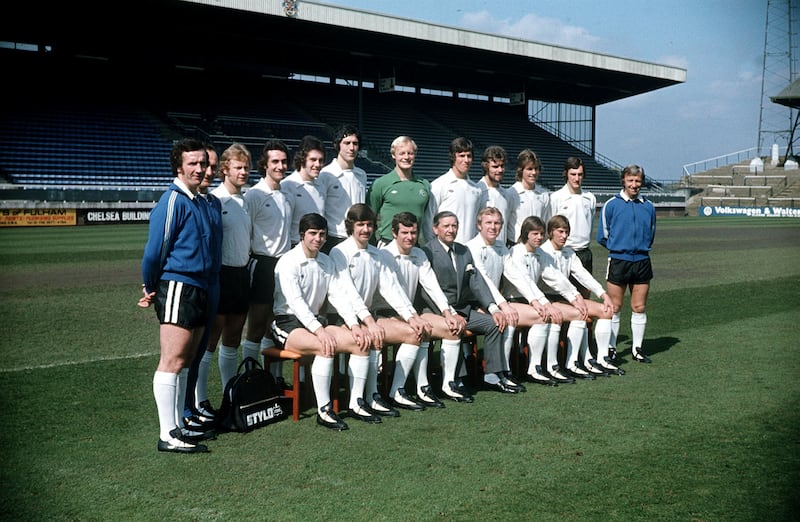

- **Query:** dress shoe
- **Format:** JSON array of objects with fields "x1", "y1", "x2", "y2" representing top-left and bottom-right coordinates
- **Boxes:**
[
  {"x1": 599, "y1": 357, "x2": 626, "y2": 375},
  {"x1": 566, "y1": 365, "x2": 596, "y2": 380},
  {"x1": 484, "y1": 378, "x2": 519, "y2": 394},
  {"x1": 585, "y1": 359, "x2": 612, "y2": 377},
  {"x1": 549, "y1": 365, "x2": 576, "y2": 384},
  {"x1": 417, "y1": 385, "x2": 445, "y2": 408},
  {"x1": 525, "y1": 370, "x2": 558, "y2": 386},
  {"x1": 503, "y1": 372, "x2": 527, "y2": 392},
  {"x1": 316, "y1": 402, "x2": 349, "y2": 431},
  {"x1": 370, "y1": 393, "x2": 401, "y2": 417},
  {"x1": 390, "y1": 388, "x2": 425, "y2": 411},
  {"x1": 442, "y1": 381, "x2": 474, "y2": 403},
  {"x1": 632, "y1": 347, "x2": 652, "y2": 363},
  {"x1": 348, "y1": 398, "x2": 383, "y2": 423},
  {"x1": 157, "y1": 427, "x2": 209, "y2": 454}
]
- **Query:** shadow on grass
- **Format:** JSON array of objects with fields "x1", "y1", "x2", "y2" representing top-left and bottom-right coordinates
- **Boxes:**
[{"x1": 615, "y1": 336, "x2": 680, "y2": 366}]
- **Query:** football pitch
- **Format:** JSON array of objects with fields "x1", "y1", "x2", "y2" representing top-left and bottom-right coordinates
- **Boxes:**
[{"x1": 1, "y1": 217, "x2": 798, "y2": 521}]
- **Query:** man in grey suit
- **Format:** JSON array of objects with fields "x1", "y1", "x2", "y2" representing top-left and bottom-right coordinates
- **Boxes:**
[{"x1": 421, "y1": 210, "x2": 524, "y2": 401}]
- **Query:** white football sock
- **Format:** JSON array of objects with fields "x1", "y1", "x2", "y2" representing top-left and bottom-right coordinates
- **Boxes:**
[
  {"x1": 241, "y1": 339, "x2": 261, "y2": 363},
  {"x1": 195, "y1": 350, "x2": 214, "y2": 405},
  {"x1": 365, "y1": 349, "x2": 383, "y2": 398},
  {"x1": 175, "y1": 367, "x2": 189, "y2": 427},
  {"x1": 631, "y1": 312, "x2": 647, "y2": 352},
  {"x1": 218, "y1": 344, "x2": 239, "y2": 392},
  {"x1": 311, "y1": 356, "x2": 334, "y2": 412},
  {"x1": 502, "y1": 326, "x2": 515, "y2": 373},
  {"x1": 527, "y1": 323, "x2": 549, "y2": 375},
  {"x1": 414, "y1": 341, "x2": 431, "y2": 393},
  {"x1": 566, "y1": 321, "x2": 587, "y2": 368},
  {"x1": 546, "y1": 324, "x2": 562, "y2": 371},
  {"x1": 347, "y1": 354, "x2": 369, "y2": 409},
  {"x1": 610, "y1": 312, "x2": 621, "y2": 350},
  {"x1": 594, "y1": 318, "x2": 613, "y2": 362},
  {"x1": 440, "y1": 339, "x2": 461, "y2": 386},
  {"x1": 153, "y1": 371, "x2": 178, "y2": 441},
  {"x1": 390, "y1": 343, "x2": 418, "y2": 396}
]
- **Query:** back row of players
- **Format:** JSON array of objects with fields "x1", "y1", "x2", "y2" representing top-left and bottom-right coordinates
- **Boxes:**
[{"x1": 141, "y1": 129, "x2": 656, "y2": 453}]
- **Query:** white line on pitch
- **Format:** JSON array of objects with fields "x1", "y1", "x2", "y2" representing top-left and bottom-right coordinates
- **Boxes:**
[{"x1": 0, "y1": 352, "x2": 158, "y2": 373}]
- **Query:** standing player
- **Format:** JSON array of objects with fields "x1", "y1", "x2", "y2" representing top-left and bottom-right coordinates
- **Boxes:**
[
  {"x1": 193, "y1": 143, "x2": 253, "y2": 410},
  {"x1": 320, "y1": 125, "x2": 367, "y2": 254},
  {"x1": 283, "y1": 135, "x2": 327, "y2": 247},
  {"x1": 139, "y1": 138, "x2": 214, "y2": 453},
  {"x1": 597, "y1": 164, "x2": 656, "y2": 363},
  {"x1": 368, "y1": 136, "x2": 431, "y2": 247},
  {"x1": 477, "y1": 145, "x2": 514, "y2": 246},
  {"x1": 241, "y1": 140, "x2": 293, "y2": 388},
  {"x1": 427, "y1": 136, "x2": 486, "y2": 244},
  {"x1": 549, "y1": 157, "x2": 596, "y2": 297},
  {"x1": 507, "y1": 149, "x2": 551, "y2": 248}
]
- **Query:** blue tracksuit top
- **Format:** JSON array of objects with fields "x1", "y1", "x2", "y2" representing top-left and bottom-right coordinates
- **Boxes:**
[
  {"x1": 142, "y1": 182, "x2": 213, "y2": 293},
  {"x1": 596, "y1": 191, "x2": 656, "y2": 262}
]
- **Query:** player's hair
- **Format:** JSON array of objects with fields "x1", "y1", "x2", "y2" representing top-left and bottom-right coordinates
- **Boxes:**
[
  {"x1": 481, "y1": 145, "x2": 507, "y2": 173},
  {"x1": 170, "y1": 138, "x2": 207, "y2": 175},
  {"x1": 561, "y1": 156, "x2": 584, "y2": 180},
  {"x1": 515, "y1": 149, "x2": 541, "y2": 182},
  {"x1": 299, "y1": 213, "x2": 327, "y2": 236},
  {"x1": 293, "y1": 135, "x2": 325, "y2": 171},
  {"x1": 220, "y1": 143, "x2": 252, "y2": 180},
  {"x1": 477, "y1": 206, "x2": 503, "y2": 226},
  {"x1": 621, "y1": 164, "x2": 645, "y2": 183},
  {"x1": 344, "y1": 203, "x2": 376, "y2": 235},
  {"x1": 390, "y1": 135, "x2": 417, "y2": 156},
  {"x1": 391, "y1": 211, "x2": 418, "y2": 234},
  {"x1": 547, "y1": 214, "x2": 571, "y2": 237},
  {"x1": 518, "y1": 215, "x2": 546, "y2": 244},
  {"x1": 449, "y1": 136, "x2": 473, "y2": 165},
  {"x1": 256, "y1": 139, "x2": 289, "y2": 176},
  {"x1": 333, "y1": 124, "x2": 361, "y2": 153}
]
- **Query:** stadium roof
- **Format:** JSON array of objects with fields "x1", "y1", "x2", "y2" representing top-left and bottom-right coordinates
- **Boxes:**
[
  {"x1": 771, "y1": 79, "x2": 800, "y2": 109},
  {"x1": 2, "y1": 0, "x2": 685, "y2": 108}
]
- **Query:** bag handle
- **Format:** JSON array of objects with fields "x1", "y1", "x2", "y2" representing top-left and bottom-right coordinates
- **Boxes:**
[{"x1": 237, "y1": 356, "x2": 263, "y2": 374}]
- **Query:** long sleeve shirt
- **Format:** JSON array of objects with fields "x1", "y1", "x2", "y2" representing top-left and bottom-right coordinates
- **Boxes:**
[
  {"x1": 596, "y1": 190, "x2": 656, "y2": 262},
  {"x1": 328, "y1": 237, "x2": 416, "y2": 320},
  {"x1": 376, "y1": 241, "x2": 452, "y2": 314},
  {"x1": 272, "y1": 244, "x2": 369, "y2": 332},
  {"x1": 142, "y1": 178, "x2": 212, "y2": 293},
  {"x1": 539, "y1": 239, "x2": 605, "y2": 299}
]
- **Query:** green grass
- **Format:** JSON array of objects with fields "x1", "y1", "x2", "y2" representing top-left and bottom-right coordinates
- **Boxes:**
[{"x1": 1, "y1": 217, "x2": 799, "y2": 521}]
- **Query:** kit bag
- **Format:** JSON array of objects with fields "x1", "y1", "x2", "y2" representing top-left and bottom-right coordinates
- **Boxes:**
[{"x1": 216, "y1": 357, "x2": 289, "y2": 432}]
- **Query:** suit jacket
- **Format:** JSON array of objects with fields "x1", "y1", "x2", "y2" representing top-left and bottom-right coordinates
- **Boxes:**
[{"x1": 420, "y1": 239, "x2": 496, "y2": 316}]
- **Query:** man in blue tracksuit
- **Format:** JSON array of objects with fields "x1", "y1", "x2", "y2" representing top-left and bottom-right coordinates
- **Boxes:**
[
  {"x1": 140, "y1": 138, "x2": 215, "y2": 454},
  {"x1": 596, "y1": 164, "x2": 656, "y2": 364}
]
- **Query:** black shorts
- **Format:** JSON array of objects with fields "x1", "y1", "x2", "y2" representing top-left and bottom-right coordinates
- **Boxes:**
[
  {"x1": 571, "y1": 248, "x2": 593, "y2": 294},
  {"x1": 217, "y1": 265, "x2": 250, "y2": 315},
  {"x1": 248, "y1": 255, "x2": 280, "y2": 305},
  {"x1": 606, "y1": 257, "x2": 653, "y2": 285},
  {"x1": 272, "y1": 314, "x2": 329, "y2": 347},
  {"x1": 154, "y1": 280, "x2": 208, "y2": 328}
]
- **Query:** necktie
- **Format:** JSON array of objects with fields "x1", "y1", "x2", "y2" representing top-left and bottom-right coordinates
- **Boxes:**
[{"x1": 448, "y1": 247, "x2": 457, "y2": 271}]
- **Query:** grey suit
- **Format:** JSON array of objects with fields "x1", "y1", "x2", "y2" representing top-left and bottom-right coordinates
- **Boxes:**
[{"x1": 421, "y1": 239, "x2": 504, "y2": 375}]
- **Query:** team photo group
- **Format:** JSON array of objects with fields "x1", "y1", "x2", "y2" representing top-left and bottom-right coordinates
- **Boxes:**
[{"x1": 139, "y1": 127, "x2": 657, "y2": 454}]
